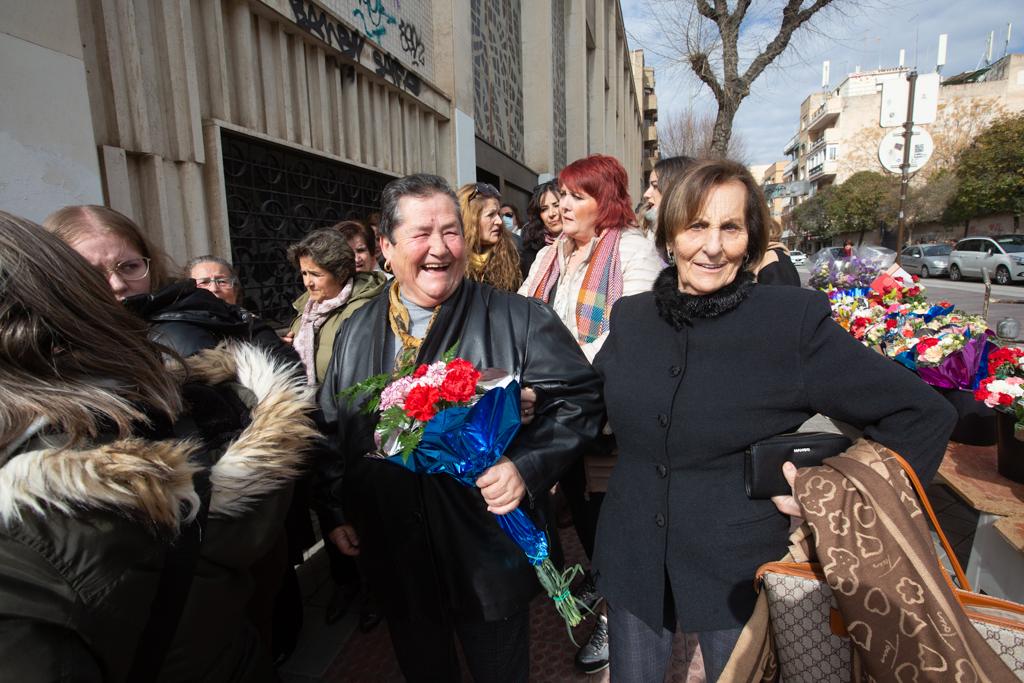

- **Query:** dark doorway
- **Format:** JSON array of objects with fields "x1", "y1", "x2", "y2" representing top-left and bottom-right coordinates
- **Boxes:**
[{"x1": 221, "y1": 131, "x2": 392, "y2": 326}]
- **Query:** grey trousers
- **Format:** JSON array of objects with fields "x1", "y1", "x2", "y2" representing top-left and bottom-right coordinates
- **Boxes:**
[{"x1": 607, "y1": 602, "x2": 743, "y2": 682}]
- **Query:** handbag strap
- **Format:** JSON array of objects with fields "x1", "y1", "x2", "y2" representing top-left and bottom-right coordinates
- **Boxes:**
[{"x1": 888, "y1": 452, "x2": 971, "y2": 591}]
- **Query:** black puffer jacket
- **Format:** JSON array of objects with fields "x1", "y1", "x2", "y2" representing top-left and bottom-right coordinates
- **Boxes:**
[
  {"x1": 124, "y1": 281, "x2": 296, "y2": 362},
  {"x1": 0, "y1": 344, "x2": 318, "y2": 682},
  {"x1": 316, "y1": 280, "x2": 604, "y2": 621}
]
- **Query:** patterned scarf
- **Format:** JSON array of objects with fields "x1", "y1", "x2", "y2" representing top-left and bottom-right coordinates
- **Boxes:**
[
  {"x1": 387, "y1": 280, "x2": 439, "y2": 371},
  {"x1": 467, "y1": 248, "x2": 492, "y2": 277},
  {"x1": 530, "y1": 229, "x2": 624, "y2": 344},
  {"x1": 294, "y1": 280, "x2": 353, "y2": 385}
]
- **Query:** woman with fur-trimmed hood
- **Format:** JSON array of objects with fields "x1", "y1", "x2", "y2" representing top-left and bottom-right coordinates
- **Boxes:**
[{"x1": 0, "y1": 213, "x2": 319, "y2": 682}]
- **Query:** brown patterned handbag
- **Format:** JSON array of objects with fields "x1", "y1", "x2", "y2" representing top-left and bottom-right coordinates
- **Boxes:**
[{"x1": 726, "y1": 440, "x2": 1023, "y2": 682}]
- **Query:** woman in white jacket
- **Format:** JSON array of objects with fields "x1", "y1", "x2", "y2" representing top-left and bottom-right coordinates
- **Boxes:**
[{"x1": 518, "y1": 154, "x2": 662, "y2": 674}]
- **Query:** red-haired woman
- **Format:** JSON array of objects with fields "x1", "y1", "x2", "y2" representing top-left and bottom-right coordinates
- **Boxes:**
[{"x1": 519, "y1": 154, "x2": 661, "y2": 674}]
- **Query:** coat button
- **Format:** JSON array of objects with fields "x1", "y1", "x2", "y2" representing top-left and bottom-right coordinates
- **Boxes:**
[
  {"x1": 656, "y1": 464, "x2": 667, "y2": 478},
  {"x1": 670, "y1": 365, "x2": 682, "y2": 377},
  {"x1": 657, "y1": 414, "x2": 669, "y2": 428},
  {"x1": 655, "y1": 513, "x2": 666, "y2": 527}
]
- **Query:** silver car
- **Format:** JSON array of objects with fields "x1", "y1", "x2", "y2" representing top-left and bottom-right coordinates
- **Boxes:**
[
  {"x1": 949, "y1": 235, "x2": 1024, "y2": 285},
  {"x1": 900, "y1": 243, "x2": 950, "y2": 278},
  {"x1": 790, "y1": 250, "x2": 807, "y2": 265}
]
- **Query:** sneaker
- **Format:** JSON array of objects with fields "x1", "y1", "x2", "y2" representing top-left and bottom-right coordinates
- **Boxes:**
[
  {"x1": 574, "y1": 614, "x2": 609, "y2": 674},
  {"x1": 574, "y1": 574, "x2": 603, "y2": 613}
]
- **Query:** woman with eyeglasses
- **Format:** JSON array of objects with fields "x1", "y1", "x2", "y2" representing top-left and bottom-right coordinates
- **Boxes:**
[
  {"x1": 518, "y1": 154, "x2": 662, "y2": 674},
  {"x1": 44, "y1": 205, "x2": 291, "y2": 360},
  {"x1": 186, "y1": 255, "x2": 243, "y2": 305},
  {"x1": 457, "y1": 182, "x2": 523, "y2": 292}
]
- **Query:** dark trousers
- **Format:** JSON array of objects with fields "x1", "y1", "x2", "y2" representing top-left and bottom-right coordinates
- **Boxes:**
[
  {"x1": 559, "y1": 457, "x2": 605, "y2": 560},
  {"x1": 607, "y1": 601, "x2": 742, "y2": 682},
  {"x1": 386, "y1": 608, "x2": 529, "y2": 683}
]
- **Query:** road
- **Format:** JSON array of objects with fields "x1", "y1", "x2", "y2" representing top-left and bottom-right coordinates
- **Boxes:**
[{"x1": 795, "y1": 266, "x2": 1024, "y2": 326}]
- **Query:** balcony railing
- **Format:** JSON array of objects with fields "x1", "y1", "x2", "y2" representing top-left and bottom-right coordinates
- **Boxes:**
[
  {"x1": 806, "y1": 98, "x2": 841, "y2": 133},
  {"x1": 808, "y1": 159, "x2": 838, "y2": 181},
  {"x1": 783, "y1": 133, "x2": 800, "y2": 155}
]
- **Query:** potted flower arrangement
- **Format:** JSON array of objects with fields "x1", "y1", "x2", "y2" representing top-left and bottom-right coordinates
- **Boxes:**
[{"x1": 974, "y1": 346, "x2": 1024, "y2": 482}]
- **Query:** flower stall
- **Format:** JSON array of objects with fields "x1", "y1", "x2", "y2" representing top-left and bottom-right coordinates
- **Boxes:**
[{"x1": 813, "y1": 249, "x2": 999, "y2": 446}]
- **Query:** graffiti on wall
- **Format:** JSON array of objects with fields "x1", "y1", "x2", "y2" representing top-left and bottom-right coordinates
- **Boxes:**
[
  {"x1": 352, "y1": 0, "x2": 396, "y2": 40},
  {"x1": 290, "y1": 0, "x2": 367, "y2": 62},
  {"x1": 289, "y1": 0, "x2": 422, "y2": 96},
  {"x1": 398, "y1": 20, "x2": 425, "y2": 67}
]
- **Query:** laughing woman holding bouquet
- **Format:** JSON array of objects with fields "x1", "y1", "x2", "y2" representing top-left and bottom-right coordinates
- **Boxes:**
[
  {"x1": 592, "y1": 159, "x2": 956, "y2": 682},
  {"x1": 316, "y1": 174, "x2": 603, "y2": 683}
]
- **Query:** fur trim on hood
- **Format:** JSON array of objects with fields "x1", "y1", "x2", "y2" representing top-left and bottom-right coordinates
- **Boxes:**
[{"x1": 0, "y1": 343, "x2": 317, "y2": 530}]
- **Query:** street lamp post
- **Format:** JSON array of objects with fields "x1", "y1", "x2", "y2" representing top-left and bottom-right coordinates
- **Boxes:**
[{"x1": 895, "y1": 70, "x2": 918, "y2": 265}]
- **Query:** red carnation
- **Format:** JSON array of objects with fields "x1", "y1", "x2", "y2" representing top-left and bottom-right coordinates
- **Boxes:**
[
  {"x1": 404, "y1": 385, "x2": 441, "y2": 421},
  {"x1": 440, "y1": 359, "x2": 481, "y2": 403},
  {"x1": 885, "y1": 318, "x2": 897, "y2": 330},
  {"x1": 999, "y1": 393, "x2": 1014, "y2": 406},
  {"x1": 907, "y1": 287, "x2": 921, "y2": 297},
  {"x1": 912, "y1": 275, "x2": 920, "y2": 282},
  {"x1": 413, "y1": 364, "x2": 429, "y2": 378},
  {"x1": 916, "y1": 338, "x2": 939, "y2": 352}
]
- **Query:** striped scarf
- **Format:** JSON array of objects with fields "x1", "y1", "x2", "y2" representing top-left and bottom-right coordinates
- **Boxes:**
[{"x1": 530, "y1": 228, "x2": 624, "y2": 344}]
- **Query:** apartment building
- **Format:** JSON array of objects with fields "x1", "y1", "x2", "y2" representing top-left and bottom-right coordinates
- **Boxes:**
[
  {"x1": 2, "y1": 0, "x2": 645, "y2": 323},
  {"x1": 780, "y1": 53, "x2": 1024, "y2": 243},
  {"x1": 631, "y1": 49, "x2": 659, "y2": 184}
]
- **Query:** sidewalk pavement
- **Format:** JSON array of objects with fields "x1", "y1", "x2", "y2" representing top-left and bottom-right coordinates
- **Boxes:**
[{"x1": 279, "y1": 482, "x2": 977, "y2": 683}]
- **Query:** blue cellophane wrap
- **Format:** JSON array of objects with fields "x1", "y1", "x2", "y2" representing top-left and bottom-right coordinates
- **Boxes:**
[{"x1": 382, "y1": 380, "x2": 550, "y2": 566}]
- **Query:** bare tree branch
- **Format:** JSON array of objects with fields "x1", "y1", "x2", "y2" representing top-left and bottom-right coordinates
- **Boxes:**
[{"x1": 643, "y1": 0, "x2": 845, "y2": 156}]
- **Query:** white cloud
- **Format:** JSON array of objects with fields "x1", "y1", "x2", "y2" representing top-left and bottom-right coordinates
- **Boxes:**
[{"x1": 623, "y1": 0, "x2": 1023, "y2": 164}]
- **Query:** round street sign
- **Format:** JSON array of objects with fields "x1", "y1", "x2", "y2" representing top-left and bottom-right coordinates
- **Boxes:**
[{"x1": 878, "y1": 126, "x2": 934, "y2": 174}]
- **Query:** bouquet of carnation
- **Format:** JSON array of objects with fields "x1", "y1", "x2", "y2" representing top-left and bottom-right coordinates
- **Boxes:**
[
  {"x1": 975, "y1": 346, "x2": 1024, "y2": 428},
  {"x1": 339, "y1": 350, "x2": 589, "y2": 633}
]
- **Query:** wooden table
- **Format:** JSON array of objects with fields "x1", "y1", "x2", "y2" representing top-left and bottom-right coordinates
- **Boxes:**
[{"x1": 937, "y1": 442, "x2": 1024, "y2": 602}]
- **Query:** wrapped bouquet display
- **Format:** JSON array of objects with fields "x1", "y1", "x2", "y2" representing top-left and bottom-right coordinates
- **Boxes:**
[
  {"x1": 340, "y1": 351, "x2": 589, "y2": 632},
  {"x1": 814, "y1": 251, "x2": 993, "y2": 391}
]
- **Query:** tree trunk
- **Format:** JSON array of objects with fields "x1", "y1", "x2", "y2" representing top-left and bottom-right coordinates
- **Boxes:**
[{"x1": 709, "y1": 100, "x2": 739, "y2": 158}]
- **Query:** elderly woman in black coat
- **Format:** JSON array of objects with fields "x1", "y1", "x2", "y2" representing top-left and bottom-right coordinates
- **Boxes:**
[{"x1": 591, "y1": 160, "x2": 957, "y2": 682}]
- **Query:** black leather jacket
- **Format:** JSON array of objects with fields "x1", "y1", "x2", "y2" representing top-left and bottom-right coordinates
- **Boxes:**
[
  {"x1": 124, "y1": 281, "x2": 296, "y2": 362},
  {"x1": 316, "y1": 280, "x2": 604, "y2": 621}
]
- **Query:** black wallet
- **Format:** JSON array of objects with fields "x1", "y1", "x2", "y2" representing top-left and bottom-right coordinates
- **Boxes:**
[{"x1": 744, "y1": 431, "x2": 852, "y2": 499}]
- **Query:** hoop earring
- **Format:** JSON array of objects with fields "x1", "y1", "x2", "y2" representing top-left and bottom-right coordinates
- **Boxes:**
[{"x1": 383, "y1": 260, "x2": 393, "y2": 274}]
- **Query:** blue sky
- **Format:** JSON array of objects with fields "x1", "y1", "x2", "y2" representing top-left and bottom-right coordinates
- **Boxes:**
[{"x1": 620, "y1": 0, "x2": 1023, "y2": 164}]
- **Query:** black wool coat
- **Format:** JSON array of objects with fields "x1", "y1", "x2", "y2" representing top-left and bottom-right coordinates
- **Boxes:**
[
  {"x1": 316, "y1": 279, "x2": 604, "y2": 622},
  {"x1": 592, "y1": 268, "x2": 957, "y2": 632}
]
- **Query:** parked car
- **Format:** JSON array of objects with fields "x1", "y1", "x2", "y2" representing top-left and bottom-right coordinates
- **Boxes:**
[
  {"x1": 790, "y1": 249, "x2": 807, "y2": 265},
  {"x1": 900, "y1": 243, "x2": 951, "y2": 278},
  {"x1": 949, "y1": 235, "x2": 1024, "y2": 285}
]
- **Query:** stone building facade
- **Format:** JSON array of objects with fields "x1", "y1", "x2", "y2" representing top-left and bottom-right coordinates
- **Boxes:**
[{"x1": 1, "y1": 0, "x2": 644, "y2": 323}]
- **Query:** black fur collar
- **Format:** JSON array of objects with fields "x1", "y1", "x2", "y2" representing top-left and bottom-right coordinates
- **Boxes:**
[{"x1": 654, "y1": 266, "x2": 755, "y2": 330}]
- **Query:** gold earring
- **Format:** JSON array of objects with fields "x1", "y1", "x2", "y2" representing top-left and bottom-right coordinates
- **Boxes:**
[{"x1": 383, "y1": 260, "x2": 393, "y2": 274}]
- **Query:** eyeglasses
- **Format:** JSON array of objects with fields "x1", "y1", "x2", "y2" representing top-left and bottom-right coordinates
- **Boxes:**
[
  {"x1": 194, "y1": 277, "x2": 237, "y2": 288},
  {"x1": 468, "y1": 182, "x2": 500, "y2": 202},
  {"x1": 100, "y1": 257, "x2": 151, "y2": 281}
]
